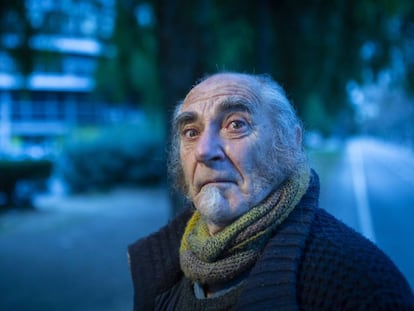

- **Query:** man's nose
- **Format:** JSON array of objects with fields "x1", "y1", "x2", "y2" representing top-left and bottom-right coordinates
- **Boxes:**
[{"x1": 195, "y1": 129, "x2": 225, "y2": 163}]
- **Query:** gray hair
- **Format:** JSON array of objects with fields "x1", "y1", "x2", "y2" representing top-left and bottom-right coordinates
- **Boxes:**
[{"x1": 167, "y1": 72, "x2": 307, "y2": 195}]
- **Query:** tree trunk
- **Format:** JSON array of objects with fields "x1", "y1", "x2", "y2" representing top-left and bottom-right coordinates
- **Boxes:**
[{"x1": 154, "y1": 0, "x2": 211, "y2": 216}]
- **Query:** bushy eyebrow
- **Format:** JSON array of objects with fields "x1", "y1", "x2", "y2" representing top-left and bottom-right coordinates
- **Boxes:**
[
  {"x1": 214, "y1": 98, "x2": 253, "y2": 116},
  {"x1": 174, "y1": 111, "x2": 198, "y2": 131},
  {"x1": 173, "y1": 98, "x2": 254, "y2": 130}
]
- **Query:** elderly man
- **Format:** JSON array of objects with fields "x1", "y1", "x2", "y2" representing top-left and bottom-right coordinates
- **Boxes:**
[{"x1": 128, "y1": 72, "x2": 414, "y2": 310}]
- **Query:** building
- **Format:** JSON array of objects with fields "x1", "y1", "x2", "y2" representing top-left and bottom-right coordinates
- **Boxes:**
[{"x1": 0, "y1": 0, "x2": 120, "y2": 158}]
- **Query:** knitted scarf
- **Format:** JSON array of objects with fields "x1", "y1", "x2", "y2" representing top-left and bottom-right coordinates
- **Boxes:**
[{"x1": 179, "y1": 165, "x2": 310, "y2": 285}]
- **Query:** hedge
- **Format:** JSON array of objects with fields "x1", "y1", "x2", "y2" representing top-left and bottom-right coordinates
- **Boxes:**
[
  {"x1": 58, "y1": 123, "x2": 166, "y2": 193},
  {"x1": 0, "y1": 159, "x2": 53, "y2": 208}
]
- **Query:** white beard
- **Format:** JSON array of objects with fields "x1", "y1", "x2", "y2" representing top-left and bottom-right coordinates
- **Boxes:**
[{"x1": 196, "y1": 186, "x2": 230, "y2": 226}]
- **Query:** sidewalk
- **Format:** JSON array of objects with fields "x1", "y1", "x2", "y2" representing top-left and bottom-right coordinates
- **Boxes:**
[{"x1": 0, "y1": 187, "x2": 170, "y2": 311}]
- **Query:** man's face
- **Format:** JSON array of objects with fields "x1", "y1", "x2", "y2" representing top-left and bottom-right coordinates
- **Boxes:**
[{"x1": 177, "y1": 74, "x2": 284, "y2": 234}]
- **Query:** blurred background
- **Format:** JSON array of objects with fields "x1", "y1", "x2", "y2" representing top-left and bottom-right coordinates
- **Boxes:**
[{"x1": 0, "y1": 0, "x2": 413, "y2": 310}]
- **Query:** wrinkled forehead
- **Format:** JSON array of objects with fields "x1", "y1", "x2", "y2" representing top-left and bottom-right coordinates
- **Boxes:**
[{"x1": 181, "y1": 74, "x2": 261, "y2": 111}]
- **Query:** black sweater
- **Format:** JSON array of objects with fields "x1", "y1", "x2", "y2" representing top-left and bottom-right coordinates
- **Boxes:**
[{"x1": 128, "y1": 173, "x2": 414, "y2": 310}]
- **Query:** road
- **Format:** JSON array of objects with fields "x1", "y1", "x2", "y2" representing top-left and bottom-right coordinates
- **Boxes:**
[
  {"x1": 311, "y1": 137, "x2": 414, "y2": 290},
  {"x1": 0, "y1": 187, "x2": 170, "y2": 311}
]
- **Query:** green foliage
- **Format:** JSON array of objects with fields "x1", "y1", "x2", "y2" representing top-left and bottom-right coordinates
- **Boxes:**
[
  {"x1": 2, "y1": 0, "x2": 413, "y2": 136},
  {"x1": 207, "y1": 9, "x2": 255, "y2": 71},
  {"x1": 129, "y1": 48, "x2": 162, "y2": 114},
  {"x1": 0, "y1": 159, "x2": 53, "y2": 208},
  {"x1": 94, "y1": 0, "x2": 162, "y2": 119},
  {"x1": 307, "y1": 146, "x2": 342, "y2": 187},
  {"x1": 303, "y1": 94, "x2": 333, "y2": 136},
  {"x1": 145, "y1": 0, "x2": 414, "y2": 135},
  {"x1": 59, "y1": 122, "x2": 166, "y2": 193}
]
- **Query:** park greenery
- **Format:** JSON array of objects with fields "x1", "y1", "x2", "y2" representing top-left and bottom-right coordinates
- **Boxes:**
[
  {"x1": 99, "y1": 0, "x2": 414, "y2": 138},
  {"x1": 58, "y1": 122, "x2": 165, "y2": 193},
  {"x1": 2, "y1": 0, "x2": 413, "y2": 136},
  {"x1": 1, "y1": 0, "x2": 414, "y2": 201},
  {"x1": 0, "y1": 159, "x2": 52, "y2": 209}
]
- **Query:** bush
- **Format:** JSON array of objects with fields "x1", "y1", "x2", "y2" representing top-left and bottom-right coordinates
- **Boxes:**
[
  {"x1": 0, "y1": 159, "x2": 53, "y2": 208},
  {"x1": 59, "y1": 122, "x2": 166, "y2": 193}
]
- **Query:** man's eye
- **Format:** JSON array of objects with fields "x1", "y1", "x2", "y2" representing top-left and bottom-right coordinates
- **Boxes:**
[
  {"x1": 228, "y1": 120, "x2": 246, "y2": 131},
  {"x1": 182, "y1": 128, "x2": 199, "y2": 139}
]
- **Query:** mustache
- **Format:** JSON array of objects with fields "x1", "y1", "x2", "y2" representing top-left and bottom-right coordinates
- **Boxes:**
[{"x1": 195, "y1": 174, "x2": 238, "y2": 192}]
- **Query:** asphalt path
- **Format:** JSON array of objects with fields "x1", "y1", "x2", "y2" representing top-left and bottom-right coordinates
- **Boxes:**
[
  {"x1": 349, "y1": 138, "x2": 414, "y2": 290},
  {"x1": 0, "y1": 187, "x2": 170, "y2": 311},
  {"x1": 312, "y1": 137, "x2": 414, "y2": 291}
]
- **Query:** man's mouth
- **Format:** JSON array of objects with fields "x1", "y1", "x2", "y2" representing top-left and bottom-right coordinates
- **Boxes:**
[{"x1": 198, "y1": 179, "x2": 235, "y2": 190}]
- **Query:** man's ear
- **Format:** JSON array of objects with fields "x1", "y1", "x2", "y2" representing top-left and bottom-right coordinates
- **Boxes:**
[{"x1": 295, "y1": 126, "x2": 302, "y2": 146}]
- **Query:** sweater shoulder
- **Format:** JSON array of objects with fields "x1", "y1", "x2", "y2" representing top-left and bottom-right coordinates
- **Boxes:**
[
  {"x1": 298, "y1": 208, "x2": 414, "y2": 310},
  {"x1": 128, "y1": 208, "x2": 193, "y2": 311},
  {"x1": 309, "y1": 208, "x2": 398, "y2": 269},
  {"x1": 128, "y1": 207, "x2": 192, "y2": 259}
]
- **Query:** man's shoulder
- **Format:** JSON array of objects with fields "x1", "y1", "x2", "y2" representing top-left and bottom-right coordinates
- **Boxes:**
[
  {"x1": 299, "y1": 208, "x2": 414, "y2": 309},
  {"x1": 310, "y1": 208, "x2": 380, "y2": 253},
  {"x1": 308, "y1": 208, "x2": 392, "y2": 265},
  {"x1": 128, "y1": 208, "x2": 194, "y2": 310},
  {"x1": 128, "y1": 207, "x2": 193, "y2": 257}
]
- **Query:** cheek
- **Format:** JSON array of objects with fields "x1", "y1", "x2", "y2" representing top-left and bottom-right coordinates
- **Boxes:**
[
  {"x1": 228, "y1": 144, "x2": 260, "y2": 179},
  {"x1": 179, "y1": 152, "x2": 189, "y2": 174},
  {"x1": 180, "y1": 150, "x2": 194, "y2": 183},
  {"x1": 242, "y1": 142, "x2": 274, "y2": 181}
]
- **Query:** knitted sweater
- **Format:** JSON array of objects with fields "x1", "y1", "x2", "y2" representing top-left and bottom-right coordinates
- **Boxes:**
[{"x1": 128, "y1": 172, "x2": 414, "y2": 310}]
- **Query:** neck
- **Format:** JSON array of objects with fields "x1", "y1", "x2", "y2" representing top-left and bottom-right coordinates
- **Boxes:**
[
  {"x1": 207, "y1": 223, "x2": 224, "y2": 235},
  {"x1": 205, "y1": 283, "x2": 224, "y2": 297},
  {"x1": 201, "y1": 271, "x2": 248, "y2": 298}
]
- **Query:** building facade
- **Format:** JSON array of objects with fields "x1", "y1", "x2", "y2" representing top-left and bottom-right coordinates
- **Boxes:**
[{"x1": 0, "y1": 0, "x2": 118, "y2": 158}]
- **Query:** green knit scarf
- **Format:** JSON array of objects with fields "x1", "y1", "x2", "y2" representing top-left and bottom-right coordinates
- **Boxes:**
[{"x1": 179, "y1": 165, "x2": 311, "y2": 285}]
